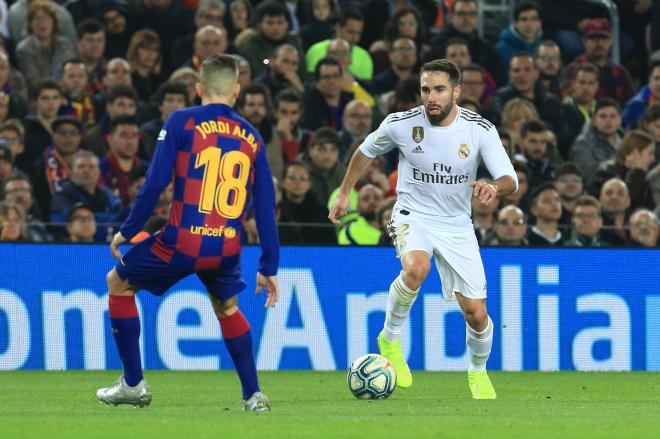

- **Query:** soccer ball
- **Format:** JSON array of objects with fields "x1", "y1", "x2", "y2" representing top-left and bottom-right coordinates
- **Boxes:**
[{"x1": 347, "y1": 353, "x2": 397, "y2": 400}]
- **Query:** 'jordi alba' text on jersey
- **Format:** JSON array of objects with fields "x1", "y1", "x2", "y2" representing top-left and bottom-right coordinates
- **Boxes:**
[
  {"x1": 119, "y1": 104, "x2": 275, "y2": 273},
  {"x1": 359, "y1": 106, "x2": 515, "y2": 226}
]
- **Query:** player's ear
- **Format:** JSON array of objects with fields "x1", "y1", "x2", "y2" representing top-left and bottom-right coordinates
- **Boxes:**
[
  {"x1": 453, "y1": 84, "x2": 462, "y2": 101},
  {"x1": 233, "y1": 82, "x2": 241, "y2": 100},
  {"x1": 195, "y1": 82, "x2": 203, "y2": 98}
]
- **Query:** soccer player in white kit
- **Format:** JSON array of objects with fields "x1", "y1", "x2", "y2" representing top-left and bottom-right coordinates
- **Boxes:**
[{"x1": 329, "y1": 59, "x2": 518, "y2": 399}]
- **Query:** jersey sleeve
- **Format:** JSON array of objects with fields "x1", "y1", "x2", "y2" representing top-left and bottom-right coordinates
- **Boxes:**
[
  {"x1": 252, "y1": 133, "x2": 280, "y2": 276},
  {"x1": 358, "y1": 118, "x2": 397, "y2": 158},
  {"x1": 479, "y1": 125, "x2": 519, "y2": 192},
  {"x1": 119, "y1": 113, "x2": 179, "y2": 239}
]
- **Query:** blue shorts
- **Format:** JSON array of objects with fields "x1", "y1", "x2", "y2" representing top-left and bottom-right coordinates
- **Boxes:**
[{"x1": 115, "y1": 235, "x2": 247, "y2": 301}]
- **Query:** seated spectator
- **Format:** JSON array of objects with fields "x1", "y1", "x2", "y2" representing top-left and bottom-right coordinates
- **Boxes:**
[
  {"x1": 279, "y1": 161, "x2": 335, "y2": 244},
  {"x1": 0, "y1": 52, "x2": 28, "y2": 121},
  {"x1": 590, "y1": 130, "x2": 656, "y2": 212},
  {"x1": 298, "y1": 0, "x2": 335, "y2": 51},
  {"x1": 553, "y1": 162, "x2": 584, "y2": 232},
  {"x1": 169, "y1": 67, "x2": 201, "y2": 107},
  {"x1": 112, "y1": 165, "x2": 148, "y2": 225},
  {"x1": 98, "y1": 1, "x2": 133, "y2": 61},
  {"x1": 76, "y1": 19, "x2": 107, "y2": 94},
  {"x1": 460, "y1": 64, "x2": 491, "y2": 109},
  {"x1": 499, "y1": 97, "x2": 538, "y2": 155},
  {"x1": 140, "y1": 82, "x2": 188, "y2": 160},
  {"x1": 301, "y1": 57, "x2": 353, "y2": 131},
  {"x1": 227, "y1": 0, "x2": 251, "y2": 41},
  {"x1": 516, "y1": 120, "x2": 554, "y2": 190},
  {"x1": 622, "y1": 59, "x2": 660, "y2": 129},
  {"x1": 569, "y1": 98, "x2": 622, "y2": 184},
  {"x1": 266, "y1": 89, "x2": 310, "y2": 180},
  {"x1": 59, "y1": 58, "x2": 96, "y2": 128},
  {"x1": 15, "y1": 0, "x2": 77, "y2": 89},
  {"x1": 338, "y1": 184, "x2": 383, "y2": 245},
  {"x1": 182, "y1": 25, "x2": 228, "y2": 71},
  {"x1": 1, "y1": 172, "x2": 50, "y2": 241},
  {"x1": 326, "y1": 38, "x2": 375, "y2": 107},
  {"x1": 565, "y1": 195, "x2": 606, "y2": 247},
  {"x1": 65, "y1": 202, "x2": 97, "y2": 243},
  {"x1": 236, "y1": 83, "x2": 272, "y2": 143},
  {"x1": 0, "y1": 201, "x2": 30, "y2": 242},
  {"x1": 92, "y1": 58, "x2": 133, "y2": 119},
  {"x1": 256, "y1": 44, "x2": 305, "y2": 98},
  {"x1": 9, "y1": 0, "x2": 77, "y2": 44},
  {"x1": 501, "y1": 160, "x2": 530, "y2": 212},
  {"x1": 99, "y1": 116, "x2": 147, "y2": 207},
  {"x1": 561, "y1": 62, "x2": 600, "y2": 153},
  {"x1": 339, "y1": 100, "x2": 372, "y2": 162},
  {"x1": 628, "y1": 209, "x2": 659, "y2": 248},
  {"x1": 84, "y1": 84, "x2": 138, "y2": 158},
  {"x1": 485, "y1": 205, "x2": 528, "y2": 246},
  {"x1": 639, "y1": 104, "x2": 660, "y2": 154},
  {"x1": 496, "y1": 1, "x2": 543, "y2": 77},
  {"x1": 535, "y1": 40, "x2": 562, "y2": 97},
  {"x1": 0, "y1": 121, "x2": 26, "y2": 173},
  {"x1": 0, "y1": 144, "x2": 14, "y2": 181},
  {"x1": 300, "y1": 127, "x2": 346, "y2": 206},
  {"x1": 171, "y1": 0, "x2": 228, "y2": 69},
  {"x1": 366, "y1": 37, "x2": 418, "y2": 97},
  {"x1": 126, "y1": 29, "x2": 165, "y2": 103},
  {"x1": 471, "y1": 178, "x2": 499, "y2": 243},
  {"x1": 598, "y1": 178, "x2": 630, "y2": 246},
  {"x1": 527, "y1": 182, "x2": 563, "y2": 246}
]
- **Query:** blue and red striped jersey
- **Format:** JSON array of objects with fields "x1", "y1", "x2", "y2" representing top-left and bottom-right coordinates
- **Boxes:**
[{"x1": 119, "y1": 103, "x2": 279, "y2": 275}]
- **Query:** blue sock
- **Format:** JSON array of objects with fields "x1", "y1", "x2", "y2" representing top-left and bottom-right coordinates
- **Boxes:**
[
  {"x1": 109, "y1": 295, "x2": 143, "y2": 387},
  {"x1": 220, "y1": 311, "x2": 260, "y2": 400}
]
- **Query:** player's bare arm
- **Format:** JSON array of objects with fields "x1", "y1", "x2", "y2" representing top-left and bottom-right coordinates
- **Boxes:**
[
  {"x1": 328, "y1": 149, "x2": 375, "y2": 224},
  {"x1": 256, "y1": 272, "x2": 279, "y2": 307},
  {"x1": 470, "y1": 175, "x2": 517, "y2": 206}
]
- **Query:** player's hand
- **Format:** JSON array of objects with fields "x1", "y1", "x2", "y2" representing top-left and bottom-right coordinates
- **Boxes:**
[
  {"x1": 328, "y1": 192, "x2": 350, "y2": 224},
  {"x1": 110, "y1": 231, "x2": 128, "y2": 259},
  {"x1": 256, "y1": 272, "x2": 279, "y2": 308},
  {"x1": 470, "y1": 180, "x2": 498, "y2": 206}
]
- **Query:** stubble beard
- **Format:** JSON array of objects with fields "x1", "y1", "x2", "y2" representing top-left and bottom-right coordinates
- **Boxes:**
[{"x1": 426, "y1": 102, "x2": 453, "y2": 126}]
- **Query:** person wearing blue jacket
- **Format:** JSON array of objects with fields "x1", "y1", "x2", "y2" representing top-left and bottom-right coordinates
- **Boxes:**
[
  {"x1": 622, "y1": 60, "x2": 660, "y2": 128},
  {"x1": 496, "y1": 1, "x2": 543, "y2": 77}
]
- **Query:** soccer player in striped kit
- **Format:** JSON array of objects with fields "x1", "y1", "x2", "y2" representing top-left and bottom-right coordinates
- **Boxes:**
[{"x1": 97, "y1": 54, "x2": 280, "y2": 411}]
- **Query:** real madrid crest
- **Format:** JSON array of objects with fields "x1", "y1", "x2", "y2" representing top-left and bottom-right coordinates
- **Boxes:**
[
  {"x1": 412, "y1": 126, "x2": 424, "y2": 143},
  {"x1": 458, "y1": 143, "x2": 470, "y2": 159}
]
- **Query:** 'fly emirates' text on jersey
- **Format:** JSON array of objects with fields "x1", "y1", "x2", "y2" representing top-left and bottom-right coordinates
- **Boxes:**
[{"x1": 359, "y1": 105, "x2": 517, "y2": 232}]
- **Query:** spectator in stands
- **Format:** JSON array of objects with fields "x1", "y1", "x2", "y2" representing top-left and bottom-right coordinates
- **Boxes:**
[
  {"x1": 429, "y1": 0, "x2": 503, "y2": 85},
  {"x1": 298, "y1": 0, "x2": 335, "y2": 51},
  {"x1": 126, "y1": 29, "x2": 164, "y2": 103},
  {"x1": 527, "y1": 182, "x2": 563, "y2": 246},
  {"x1": 326, "y1": 39, "x2": 374, "y2": 107},
  {"x1": 471, "y1": 177, "x2": 499, "y2": 244},
  {"x1": 376, "y1": 198, "x2": 396, "y2": 245},
  {"x1": 639, "y1": 104, "x2": 660, "y2": 148},
  {"x1": 113, "y1": 164, "x2": 148, "y2": 225},
  {"x1": 65, "y1": 202, "x2": 97, "y2": 243},
  {"x1": 590, "y1": 130, "x2": 656, "y2": 212},
  {"x1": 338, "y1": 184, "x2": 383, "y2": 245},
  {"x1": 387, "y1": 76, "x2": 422, "y2": 115},
  {"x1": 266, "y1": 89, "x2": 308, "y2": 180},
  {"x1": 59, "y1": 58, "x2": 96, "y2": 128},
  {"x1": 279, "y1": 161, "x2": 335, "y2": 244},
  {"x1": 98, "y1": 1, "x2": 133, "y2": 60},
  {"x1": 301, "y1": 127, "x2": 345, "y2": 206},
  {"x1": 569, "y1": 98, "x2": 622, "y2": 184},
  {"x1": 535, "y1": 40, "x2": 562, "y2": 97},
  {"x1": 21, "y1": 81, "x2": 64, "y2": 174},
  {"x1": 16, "y1": 1, "x2": 77, "y2": 89},
  {"x1": 227, "y1": 0, "x2": 251, "y2": 41},
  {"x1": 50, "y1": 150, "x2": 121, "y2": 239},
  {"x1": 496, "y1": 1, "x2": 543, "y2": 77},
  {"x1": 517, "y1": 119, "x2": 554, "y2": 189},
  {"x1": 99, "y1": 116, "x2": 146, "y2": 207},
  {"x1": 501, "y1": 160, "x2": 530, "y2": 212},
  {"x1": 301, "y1": 57, "x2": 352, "y2": 131},
  {"x1": 553, "y1": 162, "x2": 584, "y2": 231},
  {"x1": 485, "y1": 205, "x2": 528, "y2": 246},
  {"x1": 236, "y1": 83, "x2": 272, "y2": 143},
  {"x1": 233, "y1": 54, "x2": 252, "y2": 89},
  {"x1": 562, "y1": 62, "x2": 600, "y2": 150},
  {"x1": 499, "y1": 97, "x2": 538, "y2": 156},
  {"x1": 76, "y1": 19, "x2": 106, "y2": 93},
  {"x1": 8, "y1": 0, "x2": 77, "y2": 47},
  {"x1": 339, "y1": 100, "x2": 372, "y2": 162},
  {"x1": 491, "y1": 53, "x2": 564, "y2": 145},
  {"x1": 0, "y1": 121, "x2": 26, "y2": 173},
  {"x1": 169, "y1": 67, "x2": 201, "y2": 107},
  {"x1": 140, "y1": 82, "x2": 187, "y2": 160},
  {"x1": 306, "y1": 6, "x2": 372, "y2": 81},
  {"x1": 83, "y1": 84, "x2": 138, "y2": 159},
  {"x1": 0, "y1": 144, "x2": 14, "y2": 181},
  {"x1": 366, "y1": 37, "x2": 417, "y2": 97},
  {"x1": 0, "y1": 201, "x2": 30, "y2": 242},
  {"x1": 361, "y1": 0, "x2": 436, "y2": 51},
  {"x1": 628, "y1": 209, "x2": 659, "y2": 248},
  {"x1": 182, "y1": 25, "x2": 228, "y2": 72},
  {"x1": 563, "y1": 19, "x2": 634, "y2": 108},
  {"x1": 381, "y1": 6, "x2": 430, "y2": 59},
  {"x1": 93, "y1": 58, "x2": 133, "y2": 117},
  {"x1": 598, "y1": 177, "x2": 630, "y2": 246},
  {"x1": 461, "y1": 64, "x2": 492, "y2": 110},
  {"x1": 237, "y1": 1, "x2": 305, "y2": 80},
  {"x1": 0, "y1": 52, "x2": 28, "y2": 121},
  {"x1": 622, "y1": 59, "x2": 660, "y2": 128},
  {"x1": 565, "y1": 195, "x2": 606, "y2": 247},
  {"x1": 1, "y1": 173, "x2": 49, "y2": 241},
  {"x1": 255, "y1": 44, "x2": 305, "y2": 98},
  {"x1": 171, "y1": 0, "x2": 227, "y2": 69}
]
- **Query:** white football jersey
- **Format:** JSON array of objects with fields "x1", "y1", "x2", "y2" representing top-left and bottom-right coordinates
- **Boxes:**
[{"x1": 359, "y1": 105, "x2": 517, "y2": 232}]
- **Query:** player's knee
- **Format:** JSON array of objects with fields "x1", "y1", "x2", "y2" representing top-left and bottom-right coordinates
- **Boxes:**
[
  {"x1": 210, "y1": 296, "x2": 238, "y2": 319},
  {"x1": 464, "y1": 308, "x2": 489, "y2": 330},
  {"x1": 403, "y1": 259, "x2": 430, "y2": 288}
]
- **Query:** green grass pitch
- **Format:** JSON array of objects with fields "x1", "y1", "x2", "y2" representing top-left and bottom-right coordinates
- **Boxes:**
[{"x1": 1, "y1": 371, "x2": 658, "y2": 439}]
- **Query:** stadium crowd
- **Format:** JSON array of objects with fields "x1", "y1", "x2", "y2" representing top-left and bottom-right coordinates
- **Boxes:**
[{"x1": 0, "y1": 0, "x2": 659, "y2": 247}]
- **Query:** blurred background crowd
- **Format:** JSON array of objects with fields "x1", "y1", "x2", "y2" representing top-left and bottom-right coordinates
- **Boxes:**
[{"x1": 0, "y1": 0, "x2": 659, "y2": 248}]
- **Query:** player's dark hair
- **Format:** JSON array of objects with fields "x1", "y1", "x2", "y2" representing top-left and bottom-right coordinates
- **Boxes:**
[
  {"x1": 420, "y1": 59, "x2": 461, "y2": 86},
  {"x1": 513, "y1": 1, "x2": 540, "y2": 21},
  {"x1": 107, "y1": 84, "x2": 138, "y2": 104},
  {"x1": 520, "y1": 119, "x2": 547, "y2": 138},
  {"x1": 155, "y1": 81, "x2": 189, "y2": 106},
  {"x1": 314, "y1": 57, "x2": 343, "y2": 81},
  {"x1": 594, "y1": 97, "x2": 620, "y2": 114},
  {"x1": 337, "y1": 5, "x2": 363, "y2": 26},
  {"x1": 76, "y1": 18, "x2": 104, "y2": 39},
  {"x1": 109, "y1": 115, "x2": 138, "y2": 133},
  {"x1": 574, "y1": 62, "x2": 600, "y2": 80},
  {"x1": 274, "y1": 88, "x2": 302, "y2": 108},
  {"x1": 30, "y1": 79, "x2": 62, "y2": 100},
  {"x1": 529, "y1": 181, "x2": 558, "y2": 207}
]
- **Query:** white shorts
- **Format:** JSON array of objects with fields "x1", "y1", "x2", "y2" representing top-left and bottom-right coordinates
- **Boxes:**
[{"x1": 387, "y1": 210, "x2": 487, "y2": 301}]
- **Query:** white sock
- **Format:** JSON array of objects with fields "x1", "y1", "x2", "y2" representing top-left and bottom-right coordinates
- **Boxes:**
[
  {"x1": 382, "y1": 273, "x2": 419, "y2": 342},
  {"x1": 466, "y1": 316, "x2": 493, "y2": 372}
]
